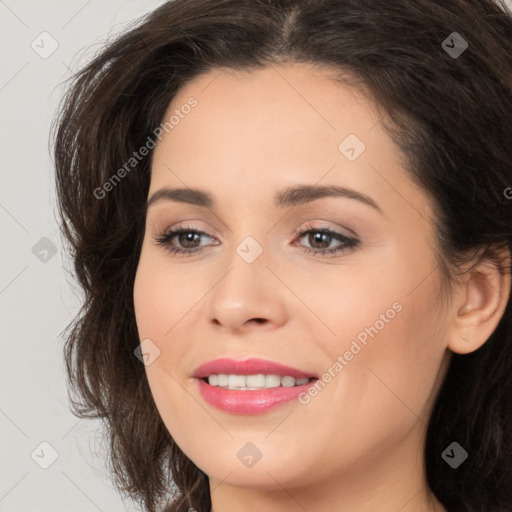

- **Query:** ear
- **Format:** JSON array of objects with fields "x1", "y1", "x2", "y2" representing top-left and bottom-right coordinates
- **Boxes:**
[{"x1": 447, "y1": 247, "x2": 511, "y2": 355}]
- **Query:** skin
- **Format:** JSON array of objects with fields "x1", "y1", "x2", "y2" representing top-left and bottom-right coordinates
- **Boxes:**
[{"x1": 133, "y1": 62, "x2": 510, "y2": 512}]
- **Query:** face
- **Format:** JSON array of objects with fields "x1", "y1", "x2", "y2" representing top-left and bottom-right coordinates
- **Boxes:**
[{"x1": 133, "y1": 63, "x2": 451, "y2": 495}]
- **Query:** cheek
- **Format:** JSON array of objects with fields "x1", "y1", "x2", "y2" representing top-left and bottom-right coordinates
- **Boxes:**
[
  {"x1": 303, "y1": 251, "x2": 447, "y2": 425},
  {"x1": 365, "y1": 281, "x2": 447, "y2": 417},
  {"x1": 133, "y1": 251, "x2": 212, "y2": 437},
  {"x1": 324, "y1": 270, "x2": 446, "y2": 427},
  {"x1": 133, "y1": 249, "x2": 207, "y2": 339}
]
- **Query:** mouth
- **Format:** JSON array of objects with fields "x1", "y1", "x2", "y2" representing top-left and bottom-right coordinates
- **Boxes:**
[{"x1": 192, "y1": 358, "x2": 319, "y2": 414}]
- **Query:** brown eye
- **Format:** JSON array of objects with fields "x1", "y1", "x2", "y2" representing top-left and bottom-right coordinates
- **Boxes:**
[
  {"x1": 154, "y1": 226, "x2": 216, "y2": 256},
  {"x1": 294, "y1": 225, "x2": 359, "y2": 257}
]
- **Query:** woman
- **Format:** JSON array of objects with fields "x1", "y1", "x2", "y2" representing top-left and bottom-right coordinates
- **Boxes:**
[{"x1": 51, "y1": 0, "x2": 512, "y2": 511}]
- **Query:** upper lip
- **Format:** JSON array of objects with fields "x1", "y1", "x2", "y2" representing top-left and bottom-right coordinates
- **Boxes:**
[{"x1": 192, "y1": 358, "x2": 318, "y2": 379}]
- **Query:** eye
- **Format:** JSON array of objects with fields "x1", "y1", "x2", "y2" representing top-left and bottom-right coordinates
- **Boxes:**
[
  {"x1": 154, "y1": 223, "x2": 359, "y2": 257},
  {"x1": 292, "y1": 224, "x2": 359, "y2": 257},
  {"x1": 154, "y1": 224, "x2": 217, "y2": 256}
]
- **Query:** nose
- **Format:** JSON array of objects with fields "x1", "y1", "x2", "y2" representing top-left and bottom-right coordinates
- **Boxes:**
[{"x1": 207, "y1": 253, "x2": 289, "y2": 334}]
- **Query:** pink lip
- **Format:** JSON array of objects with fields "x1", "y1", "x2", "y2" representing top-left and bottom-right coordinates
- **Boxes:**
[{"x1": 192, "y1": 358, "x2": 319, "y2": 415}]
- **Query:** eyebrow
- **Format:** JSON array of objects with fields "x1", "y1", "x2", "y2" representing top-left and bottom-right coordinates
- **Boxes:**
[{"x1": 146, "y1": 184, "x2": 384, "y2": 215}]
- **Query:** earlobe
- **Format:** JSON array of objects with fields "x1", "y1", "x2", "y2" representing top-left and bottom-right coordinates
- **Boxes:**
[{"x1": 447, "y1": 252, "x2": 511, "y2": 355}]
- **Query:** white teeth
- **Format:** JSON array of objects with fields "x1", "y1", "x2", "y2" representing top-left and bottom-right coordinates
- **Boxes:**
[
  {"x1": 216, "y1": 374, "x2": 229, "y2": 387},
  {"x1": 265, "y1": 375, "x2": 281, "y2": 388},
  {"x1": 228, "y1": 375, "x2": 246, "y2": 388},
  {"x1": 246, "y1": 374, "x2": 266, "y2": 387},
  {"x1": 206, "y1": 374, "x2": 313, "y2": 389},
  {"x1": 281, "y1": 376, "x2": 296, "y2": 387}
]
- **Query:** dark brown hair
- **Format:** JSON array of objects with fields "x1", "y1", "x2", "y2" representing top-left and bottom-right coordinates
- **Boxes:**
[{"x1": 51, "y1": 1, "x2": 512, "y2": 511}]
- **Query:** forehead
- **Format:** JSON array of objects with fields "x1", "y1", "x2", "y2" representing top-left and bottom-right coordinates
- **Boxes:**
[
  {"x1": 149, "y1": 63, "x2": 432, "y2": 226},
  {"x1": 155, "y1": 63, "x2": 383, "y2": 165}
]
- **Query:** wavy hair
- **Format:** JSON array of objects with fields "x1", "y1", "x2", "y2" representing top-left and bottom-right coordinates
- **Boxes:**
[{"x1": 51, "y1": 0, "x2": 512, "y2": 511}]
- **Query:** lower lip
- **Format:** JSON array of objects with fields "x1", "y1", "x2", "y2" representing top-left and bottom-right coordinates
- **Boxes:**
[{"x1": 195, "y1": 378, "x2": 318, "y2": 415}]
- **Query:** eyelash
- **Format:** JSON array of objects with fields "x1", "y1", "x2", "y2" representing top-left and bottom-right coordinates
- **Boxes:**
[{"x1": 154, "y1": 223, "x2": 359, "y2": 258}]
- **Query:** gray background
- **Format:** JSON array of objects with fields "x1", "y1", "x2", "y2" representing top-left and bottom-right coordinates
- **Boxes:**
[{"x1": 1, "y1": 1, "x2": 511, "y2": 511}]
